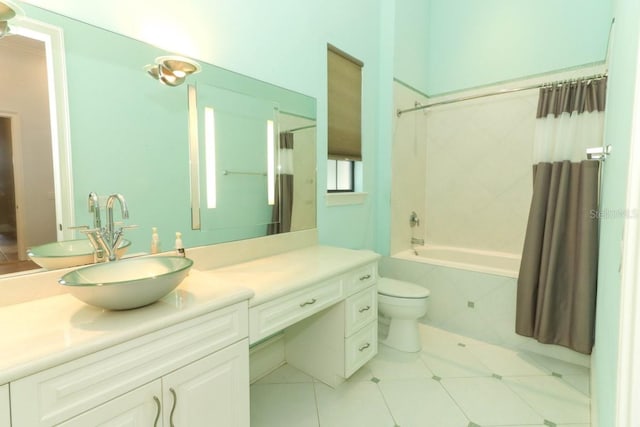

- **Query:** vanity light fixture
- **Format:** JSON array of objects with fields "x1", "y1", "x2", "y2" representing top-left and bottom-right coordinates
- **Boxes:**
[
  {"x1": 145, "y1": 55, "x2": 201, "y2": 87},
  {"x1": 0, "y1": 0, "x2": 23, "y2": 39}
]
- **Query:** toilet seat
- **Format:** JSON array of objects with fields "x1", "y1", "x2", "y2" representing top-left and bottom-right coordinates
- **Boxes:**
[{"x1": 377, "y1": 278, "x2": 430, "y2": 299}]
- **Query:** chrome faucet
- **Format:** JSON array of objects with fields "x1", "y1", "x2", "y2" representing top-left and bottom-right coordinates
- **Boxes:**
[
  {"x1": 410, "y1": 211, "x2": 420, "y2": 227},
  {"x1": 105, "y1": 193, "x2": 129, "y2": 254},
  {"x1": 81, "y1": 193, "x2": 134, "y2": 262},
  {"x1": 88, "y1": 192, "x2": 102, "y2": 229}
]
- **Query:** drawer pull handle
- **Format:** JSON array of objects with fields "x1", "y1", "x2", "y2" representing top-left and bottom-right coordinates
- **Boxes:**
[
  {"x1": 169, "y1": 388, "x2": 178, "y2": 427},
  {"x1": 359, "y1": 343, "x2": 371, "y2": 352},
  {"x1": 299, "y1": 298, "x2": 317, "y2": 307},
  {"x1": 359, "y1": 274, "x2": 372, "y2": 281},
  {"x1": 153, "y1": 396, "x2": 161, "y2": 427},
  {"x1": 359, "y1": 305, "x2": 371, "y2": 313}
]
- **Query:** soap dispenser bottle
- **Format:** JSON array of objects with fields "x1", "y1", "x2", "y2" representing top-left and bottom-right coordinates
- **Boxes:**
[
  {"x1": 175, "y1": 232, "x2": 185, "y2": 257},
  {"x1": 151, "y1": 227, "x2": 161, "y2": 254}
]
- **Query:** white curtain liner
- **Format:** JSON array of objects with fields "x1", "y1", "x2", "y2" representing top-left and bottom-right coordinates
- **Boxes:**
[{"x1": 533, "y1": 110, "x2": 605, "y2": 163}]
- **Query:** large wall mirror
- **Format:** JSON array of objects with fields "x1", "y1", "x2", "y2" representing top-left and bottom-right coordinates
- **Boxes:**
[{"x1": 0, "y1": 2, "x2": 317, "y2": 275}]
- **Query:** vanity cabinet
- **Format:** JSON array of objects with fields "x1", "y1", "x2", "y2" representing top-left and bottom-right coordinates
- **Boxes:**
[
  {"x1": 1, "y1": 384, "x2": 9, "y2": 427},
  {"x1": 249, "y1": 275, "x2": 343, "y2": 344},
  {"x1": 57, "y1": 341, "x2": 249, "y2": 427},
  {"x1": 284, "y1": 262, "x2": 378, "y2": 387},
  {"x1": 160, "y1": 341, "x2": 249, "y2": 426},
  {"x1": 10, "y1": 302, "x2": 249, "y2": 427}
]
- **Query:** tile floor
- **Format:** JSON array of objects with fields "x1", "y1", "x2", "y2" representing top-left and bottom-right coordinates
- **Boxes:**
[{"x1": 250, "y1": 324, "x2": 590, "y2": 427}]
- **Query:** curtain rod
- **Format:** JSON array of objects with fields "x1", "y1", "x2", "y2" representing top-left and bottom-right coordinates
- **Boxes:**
[
  {"x1": 283, "y1": 124, "x2": 316, "y2": 133},
  {"x1": 396, "y1": 72, "x2": 608, "y2": 117}
]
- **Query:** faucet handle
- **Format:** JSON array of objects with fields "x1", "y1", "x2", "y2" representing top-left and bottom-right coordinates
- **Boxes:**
[
  {"x1": 113, "y1": 222, "x2": 138, "y2": 231},
  {"x1": 68, "y1": 225, "x2": 90, "y2": 230},
  {"x1": 77, "y1": 227, "x2": 102, "y2": 235}
]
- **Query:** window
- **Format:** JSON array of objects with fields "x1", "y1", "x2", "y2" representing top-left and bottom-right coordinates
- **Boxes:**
[
  {"x1": 327, "y1": 44, "x2": 363, "y2": 193},
  {"x1": 327, "y1": 159, "x2": 354, "y2": 192}
]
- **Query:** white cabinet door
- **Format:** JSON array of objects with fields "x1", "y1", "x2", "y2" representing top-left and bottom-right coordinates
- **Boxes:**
[
  {"x1": 163, "y1": 339, "x2": 249, "y2": 427},
  {"x1": 57, "y1": 381, "x2": 162, "y2": 427},
  {"x1": 1, "y1": 384, "x2": 9, "y2": 427}
]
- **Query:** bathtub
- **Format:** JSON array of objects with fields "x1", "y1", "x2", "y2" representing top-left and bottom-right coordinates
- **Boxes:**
[{"x1": 393, "y1": 245, "x2": 521, "y2": 278}]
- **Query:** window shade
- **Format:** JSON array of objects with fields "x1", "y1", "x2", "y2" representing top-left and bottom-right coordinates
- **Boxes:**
[{"x1": 327, "y1": 45, "x2": 362, "y2": 161}]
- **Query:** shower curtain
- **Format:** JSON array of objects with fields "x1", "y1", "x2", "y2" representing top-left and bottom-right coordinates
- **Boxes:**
[
  {"x1": 268, "y1": 132, "x2": 294, "y2": 234},
  {"x1": 516, "y1": 77, "x2": 607, "y2": 355}
]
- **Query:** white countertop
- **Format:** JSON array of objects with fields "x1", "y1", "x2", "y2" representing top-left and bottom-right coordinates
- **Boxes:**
[
  {"x1": 0, "y1": 269, "x2": 253, "y2": 384},
  {"x1": 0, "y1": 244, "x2": 380, "y2": 385},
  {"x1": 205, "y1": 245, "x2": 381, "y2": 306}
]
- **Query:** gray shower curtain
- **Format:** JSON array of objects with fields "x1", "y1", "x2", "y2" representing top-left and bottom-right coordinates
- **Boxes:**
[
  {"x1": 515, "y1": 77, "x2": 607, "y2": 355},
  {"x1": 268, "y1": 132, "x2": 294, "y2": 235}
]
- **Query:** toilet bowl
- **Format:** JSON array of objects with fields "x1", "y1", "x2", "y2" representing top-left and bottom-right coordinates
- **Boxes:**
[{"x1": 377, "y1": 278, "x2": 430, "y2": 352}]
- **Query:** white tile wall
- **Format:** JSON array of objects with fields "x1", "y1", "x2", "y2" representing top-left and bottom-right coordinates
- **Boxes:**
[
  {"x1": 390, "y1": 83, "x2": 429, "y2": 255},
  {"x1": 391, "y1": 81, "x2": 535, "y2": 255}
]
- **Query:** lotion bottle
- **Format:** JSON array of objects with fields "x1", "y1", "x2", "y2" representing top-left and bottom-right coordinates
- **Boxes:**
[
  {"x1": 151, "y1": 227, "x2": 161, "y2": 254},
  {"x1": 175, "y1": 232, "x2": 185, "y2": 257}
]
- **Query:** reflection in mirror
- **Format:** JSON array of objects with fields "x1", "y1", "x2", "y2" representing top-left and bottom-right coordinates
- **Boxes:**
[
  {"x1": 0, "y1": 34, "x2": 51, "y2": 272},
  {"x1": 0, "y1": 2, "x2": 317, "y2": 276},
  {"x1": 195, "y1": 83, "x2": 281, "y2": 233},
  {"x1": 275, "y1": 113, "x2": 316, "y2": 234},
  {"x1": 0, "y1": 17, "x2": 73, "y2": 275},
  {"x1": 191, "y1": 83, "x2": 317, "y2": 241}
]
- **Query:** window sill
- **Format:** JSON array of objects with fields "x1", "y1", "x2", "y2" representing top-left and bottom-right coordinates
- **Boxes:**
[{"x1": 325, "y1": 192, "x2": 368, "y2": 206}]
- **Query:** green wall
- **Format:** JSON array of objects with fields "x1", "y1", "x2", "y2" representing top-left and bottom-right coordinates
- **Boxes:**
[
  {"x1": 593, "y1": 0, "x2": 640, "y2": 424},
  {"x1": 20, "y1": 1, "x2": 638, "y2": 424},
  {"x1": 399, "y1": 0, "x2": 612, "y2": 96},
  {"x1": 22, "y1": 0, "x2": 390, "y2": 253}
]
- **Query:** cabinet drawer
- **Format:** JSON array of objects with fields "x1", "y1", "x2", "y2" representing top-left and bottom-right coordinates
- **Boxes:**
[
  {"x1": 344, "y1": 322, "x2": 377, "y2": 378},
  {"x1": 344, "y1": 287, "x2": 377, "y2": 337},
  {"x1": 56, "y1": 381, "x2": 162, "y2": 426},
  {"x1": 249, "y1": 278, "x2": 343, "y2": 343},
  {"x1": 0, "y1": 384, "x2": 8, "y2": 427},
  {"x1": 11, "y1": 302, "x2": 248, "y2": 426},
  {"x1": 345, "y1": 263, "x2": 377, "y2": 296}
]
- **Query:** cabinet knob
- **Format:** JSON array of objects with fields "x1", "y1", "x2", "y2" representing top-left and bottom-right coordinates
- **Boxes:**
[
  {"x1": 359, "y1": 343, "x2": 371, "y2": 352},
  {"x1": 358, "y1": 305, "x2": 371, "y2": 313},
  {"x1": 299, "y1": 298, "x2": 317, "y2": 307},
  {"x1": 359, "y1": 274, "x2": 371, "y2": 281}
]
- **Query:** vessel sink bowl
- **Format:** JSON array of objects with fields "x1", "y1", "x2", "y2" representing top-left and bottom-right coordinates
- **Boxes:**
[
  {"x1": 58, "y1": 256, "x2": 193, "y2": 310},
  {"x1": 27, "y1": 239, "x2": 131, "y2": 270}
]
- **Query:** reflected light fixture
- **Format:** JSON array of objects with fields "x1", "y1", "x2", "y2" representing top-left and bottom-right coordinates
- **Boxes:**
[
  {"x1": 0, "y1": 0, "x2": 23, "y2": 39},
  {"x1": 145, "y1": 55, "x2": 201, "y2": 87}
]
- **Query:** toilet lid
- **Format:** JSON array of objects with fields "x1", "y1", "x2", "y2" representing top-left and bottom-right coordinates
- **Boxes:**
[{"x1": 377, "y1": 278, "x2": 430, "y2": 299}]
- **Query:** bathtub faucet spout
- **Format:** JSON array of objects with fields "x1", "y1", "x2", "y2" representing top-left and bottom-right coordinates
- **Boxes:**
[{"x1": 411, "y1": 237, "x2": 424, "y2": 245}]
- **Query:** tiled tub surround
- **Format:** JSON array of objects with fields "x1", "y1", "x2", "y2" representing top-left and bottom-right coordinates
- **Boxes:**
[
  {"x1": 390, "y1": 82, "x2": 429, "y2": 255},
  {"x1": 379, "y1": 256, "x2": 590, "y2": 368},
  {"x1": 392, "y1": 67, "x2": 606, "y2": 258},
  {"x1": 391, "y1": 80, "x2": 534, "y2": 256}
]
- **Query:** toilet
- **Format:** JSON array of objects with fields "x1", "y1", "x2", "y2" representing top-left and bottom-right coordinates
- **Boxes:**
[{"x1": 377, "y1": 278, "x2": 430, "y2": 352}]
